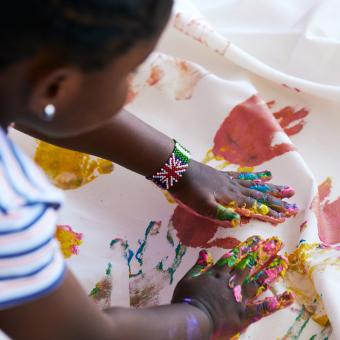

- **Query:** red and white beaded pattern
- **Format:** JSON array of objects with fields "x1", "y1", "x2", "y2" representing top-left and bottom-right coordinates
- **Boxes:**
[{"x1": 148, "y1": 142, "x2": 191, "y2": 190}]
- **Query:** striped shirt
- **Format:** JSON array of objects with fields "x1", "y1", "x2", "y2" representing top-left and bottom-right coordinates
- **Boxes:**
[{"x1": 0, "y1": 127, "x2": 65, "y2": 310}]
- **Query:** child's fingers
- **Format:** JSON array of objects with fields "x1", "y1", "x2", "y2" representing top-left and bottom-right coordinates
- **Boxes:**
[
  {"x1": 242, "y1": 255, "x2": 288, "y2": 299},
  {"x1": 216, "y1": 204, "x2": 240, "y2": 226},
  {"x1": 244, "y1": 291, "x2": 294, "y2": 324},
  {"x1": 247, "y1": 237, "x2": 283, "y2": 272},
  {"x1": 239, "y1": 187, "x2": 298, "y2": 217},
  {"x1": 234, "y1": 206, "x2": 286, "y2": 224},
  {"x1": 218, "y1": 193, "x2": 283, "y2": 221},
  {"x1": 228, "y1": 237, "x2": 283, "y2": 296},
  {"x1": 214, "y1": 235, "x2": 263, "y2": 271},
  {"x1": 257, "y1": 195, "x2": 298, "y2": 217},
  {"x1": 184, "y1": 250, "x2": 214, "y2": 279},
  {"x1": 237, "y1": 180, "x2": 295, "y2": 199},
  {"x1": 227, "y1": 171, "x2": 272, "y2": 182}
]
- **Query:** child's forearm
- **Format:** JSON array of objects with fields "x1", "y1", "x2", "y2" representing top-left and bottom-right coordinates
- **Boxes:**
[
  {"x1": 105, "y1": 303, "x2": 212, "y2": 340},
  {"x1": 19, "y1": 109, "x2": 176, "y2": 177},
  {"x1": 0, "y1": 269, "x2": 212, "y2": 340}
]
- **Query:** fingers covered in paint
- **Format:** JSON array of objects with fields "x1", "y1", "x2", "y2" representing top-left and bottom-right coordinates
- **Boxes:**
[
  {"x1": 242, "y1": 255, "x2": 288, "y2": 298},
  {"x1": 237, "y1": 179, "x2": 295, "y2": 199},
  {"x1": 240, "y1": 187, "x2": 298, "y2": 216},
  {"x1": 218, "y1": 236, "x2": 286, "y2": 300},
  {"x1": 214, "y1": 236, "x2": 262, "y2": 270},
  {"x1": 245, "y1": 291, "x2": 294, "y2": 323},
  {"x1": 227, "y1": 171, "x2": 272, "y2": 182},
  {"x1": 185, "y1": 250, "x2": 214, "y2": 278},
  {"x1": 224, "y1": 170, "x2": 298, "y2": 223},
  {"x1": 215, "y1": 192, "x2": 286, "y2": 225},
  {"x1": 172, "y1": 236, "x2": 293, "y2": 339},
  {"x1": 216, "y1": 204, "x2": 241, "y2": 226}
]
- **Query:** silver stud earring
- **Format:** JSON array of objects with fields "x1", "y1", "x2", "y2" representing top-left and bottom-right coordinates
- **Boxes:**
[{"x1": 43, "y1": 104, "x2": 56, "y2": 121}]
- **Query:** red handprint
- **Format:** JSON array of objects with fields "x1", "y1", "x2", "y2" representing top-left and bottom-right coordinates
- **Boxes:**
[{"x1": 212, "y1": 95, "x2": 294, "y2": 167}]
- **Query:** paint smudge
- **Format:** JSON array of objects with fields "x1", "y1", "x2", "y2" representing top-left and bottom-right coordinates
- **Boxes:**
[
  {"x1": 171, "y1": 205, "x2": 240, "y2": 248},
  {"x1": 282, "y1": 84, "x2": 302, "y2": 93},
  {"x1": 173, "y1": 12, "x2": 230, "y2": 55},
  {"x1": 89, "y1": 262, "x2": 113, "y2": 309},
  {"x1": 266, "y1": 100, "x2": 276, "y2": 109},
  {"x1": 55, "y1": 225, "x2": 83, "y2": 258},
  {"x1": 34, "y1": 141, "x2": 113, "y2": 190},
  {"x1": 129, "y1": 273, "x2": 166, "y2": 308},
  {"x1": 126, "y1": 54, "x2": 207, "y2": 105},
  {"x1": 130, "y1": 242, "x2": 187, "y2": 308},
  {"x1": 312, "y1": 178, "x2": 340, "y2": 244},
  {"x1": 147, "y1": 65, "x2": 165, "y2": 86},
  {"x1": 211, "y1": 95, "x2": 294, "y2": 167},
  {"x1": 111, "y1": 222, "x2": 187, "y2": 308},
  {"x1": 174, "y1": 60, "x2": 206, "y2": 100}
]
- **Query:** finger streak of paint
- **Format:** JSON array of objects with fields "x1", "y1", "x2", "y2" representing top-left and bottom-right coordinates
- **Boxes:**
[
  {"x1": 34, "y1": 141, "x2": 113, "y2": 190},
  {"x1": 273, "y1": 106, "x2": 309, "y2": 137},
  {"x1": 212, "y1": 95, "x2": 294, "y2": 167}
]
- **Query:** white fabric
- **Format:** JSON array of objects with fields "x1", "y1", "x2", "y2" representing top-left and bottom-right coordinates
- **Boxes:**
[{"x1": 2, "y1": 1, "x2": 340, "y2": 339}]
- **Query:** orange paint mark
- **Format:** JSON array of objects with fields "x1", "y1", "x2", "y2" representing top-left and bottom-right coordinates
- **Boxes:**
[
  {"x1": 273, "y1": 106, "x2": 309, "y2": 137},
  {"x1": 212, "y1": 95, "x2": 294, "y2": 167},
  {"x1": 266, "y1": 100, "x2": 276, "y2": 109},
  {"x1": 174, "y1": 60, "x2": 206, "y2": 100},
  {"x1": 147, "y1": 65, "x2": 165, "y2": 86},
  {"x1": 312, "y1": 178, "x2": 340, "y2": 244},
  {"x1": 171, "y1": 206, "x2": 240, "y2": 248}
]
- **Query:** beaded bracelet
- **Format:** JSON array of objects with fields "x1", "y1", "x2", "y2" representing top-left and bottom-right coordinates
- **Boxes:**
[{"x1": 147, "y1": 140, "x2": 191, "y2": 190}]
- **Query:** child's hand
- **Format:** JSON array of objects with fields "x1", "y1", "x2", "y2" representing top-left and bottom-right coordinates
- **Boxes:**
[
  {"x1": 172, "y1": 236, "x2": 294, "y2": 339},
  {"x1": 169, "y1": 160, "x2": 298, "y2": 226}
]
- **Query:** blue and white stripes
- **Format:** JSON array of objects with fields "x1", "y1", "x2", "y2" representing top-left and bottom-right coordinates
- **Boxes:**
[{"x1": 0, "y1": 128, "x2": 65, "y2": 310}]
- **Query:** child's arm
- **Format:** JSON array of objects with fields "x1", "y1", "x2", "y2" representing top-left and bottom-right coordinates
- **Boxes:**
[
  {"x1": 0, "y1": 269, "x2": 212, "y2": 340},
  {"x1": 18, "y1": 110, "x2": 296, "y2": 224},
  {"x1": 0, "y1": 237, "x2": 293, "y2": 340}
]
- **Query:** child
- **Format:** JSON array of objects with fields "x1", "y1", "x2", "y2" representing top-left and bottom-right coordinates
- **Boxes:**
[{"x1": 0, "y1": 1, "x2": 295, "y2": 338}]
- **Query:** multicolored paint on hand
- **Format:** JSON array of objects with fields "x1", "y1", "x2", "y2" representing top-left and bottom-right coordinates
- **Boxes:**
[{"x1": 215, "y1": 236, "x2": 288, "y2": 299}]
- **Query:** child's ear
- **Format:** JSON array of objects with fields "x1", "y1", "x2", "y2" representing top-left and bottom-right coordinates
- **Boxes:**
[{"x1": 28, "y1": 67, "x2": 83, "y2": 119}]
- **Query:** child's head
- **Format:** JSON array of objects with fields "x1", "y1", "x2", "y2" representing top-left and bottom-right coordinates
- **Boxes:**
[{"x1": 0, "y1": 0, "x2": 173, "y2": 137}]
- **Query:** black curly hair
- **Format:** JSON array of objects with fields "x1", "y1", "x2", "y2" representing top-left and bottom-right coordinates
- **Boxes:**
[{"x1": 0, "y1": 0, "x2": 173, "y2": 70}]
